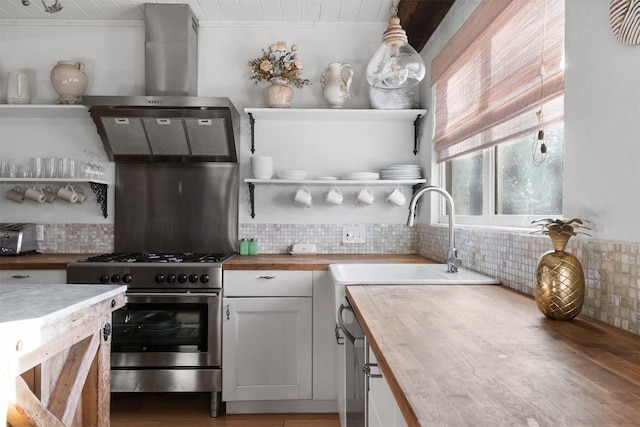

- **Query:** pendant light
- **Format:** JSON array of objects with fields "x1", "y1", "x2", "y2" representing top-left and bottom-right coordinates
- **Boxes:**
[{"x1": 366, "y1": 0, "x2": 426, "y2": 89}]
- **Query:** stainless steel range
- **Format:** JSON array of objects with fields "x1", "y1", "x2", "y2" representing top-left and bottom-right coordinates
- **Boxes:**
[
  {"x1": 67, "y1": 4, "x2": 241, "y2": 418},
  {"x1": 67, "y1": 252, "x2": 234, "y2": 417}
]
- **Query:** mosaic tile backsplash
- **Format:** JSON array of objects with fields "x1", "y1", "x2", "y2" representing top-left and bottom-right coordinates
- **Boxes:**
[
  {"x1": 41, "y1": 223, "x2": 639, "y2": 335},
  {"x1": 417, "y1": 224, "x2": 640, "y2": 336}
]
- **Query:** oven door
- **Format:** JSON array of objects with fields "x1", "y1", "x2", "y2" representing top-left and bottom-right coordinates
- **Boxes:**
[{"x1": 111, "y1": 291, "x2": 221, "y2": 369}]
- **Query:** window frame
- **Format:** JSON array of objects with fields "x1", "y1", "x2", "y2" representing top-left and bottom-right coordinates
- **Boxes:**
[{"x1": 436, "y1": 143, "x2": 563, "y2": 229}]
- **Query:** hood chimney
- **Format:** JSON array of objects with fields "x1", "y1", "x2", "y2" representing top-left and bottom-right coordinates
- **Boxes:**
[{"x1": 144, "y1": 3, "x2": 198, "y2": 96}]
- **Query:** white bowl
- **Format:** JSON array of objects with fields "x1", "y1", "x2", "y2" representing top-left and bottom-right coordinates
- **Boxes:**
[{"x1": 278, "y1": 169, "x2": 307, "y2": 180}]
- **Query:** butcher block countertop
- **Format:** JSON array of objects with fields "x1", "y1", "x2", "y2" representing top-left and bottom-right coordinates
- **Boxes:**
[
  {"x1": 347, "y1": 285, "x2": 640, "y2": 427},
  {"x1": 1, "y1": 253, "x2": 430, "y2": 271},
  {"x1": 0, "y1": 253, "x2": 99, "y2": 270},
  {"x1": 223, "y1": 254, "x2": 430, "y2": 270}
]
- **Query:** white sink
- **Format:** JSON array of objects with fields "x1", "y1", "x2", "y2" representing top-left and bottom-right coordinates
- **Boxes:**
[{"x1": 329, "y1": 263, "x2": 500, "y2": 285}]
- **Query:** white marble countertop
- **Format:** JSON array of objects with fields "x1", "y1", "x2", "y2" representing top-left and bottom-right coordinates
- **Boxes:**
[
  {"x1": 0, "y1": 284, "x2": 126, "y2": 357},
  {"x1": 0, "y1": 283, "x2": 125, "y2": 325}
]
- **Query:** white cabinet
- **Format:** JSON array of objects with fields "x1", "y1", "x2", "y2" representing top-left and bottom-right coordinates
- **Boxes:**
[
  {"x1": 367, "y1": 345, "x2": 407, "y2": 427},
  {"x1": 0, "y1": 269, "x2": 66, "y2": 284},
  {"x1": 222, "y1": 270, "x2": 313, "y2": 401}
]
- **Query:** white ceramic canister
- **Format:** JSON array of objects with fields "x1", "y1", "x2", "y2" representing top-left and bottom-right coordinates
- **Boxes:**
[{"x1": 50, "y1": 60, "x2": 88, "y2": 105}]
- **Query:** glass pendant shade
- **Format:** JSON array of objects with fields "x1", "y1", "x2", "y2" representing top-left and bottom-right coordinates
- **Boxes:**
[{"x1": 366, "y1": 15, "x2": 425, "y2": 89}]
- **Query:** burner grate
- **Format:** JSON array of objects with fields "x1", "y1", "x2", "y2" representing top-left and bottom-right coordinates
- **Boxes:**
[{"x1": 81, "y1": 252, "x2": 235, "y2": 264}]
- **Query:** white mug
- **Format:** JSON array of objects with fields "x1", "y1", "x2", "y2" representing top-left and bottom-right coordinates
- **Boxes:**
[
  {"x1": 74, "y1": 186, "x2": 87, "y2": 204},
  {"x1": 325, "y1": 186, "x2": 343, "y2": 205},
  {"x1": 43, "y1": 186, "x2": 57, "y2": 203},
  {"x1": 386, "y1": 186, "x2": 406, "y2": 207},
  {"x1": 356, "y1": 186, "x2": 375, "y2": 206},
  {"x1": 24, "y1": 187, "x2": 46, "y2": 204},
  {"x1": 294, "y1": 186, "x2": 312, "y2": 207},
  {"x1": 251, "y1": 155, "x2": 274, "y2": 179},
  {"x1": 57, "y1": 184, "x2": 78, "y2": 203},
  {"x1": 6, "y1": 186, "x2": 24, "y2": 203}
]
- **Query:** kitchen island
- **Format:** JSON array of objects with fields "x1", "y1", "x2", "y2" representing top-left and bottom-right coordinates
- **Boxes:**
[
  {"x1": 347, "y1": 285, "x2": 640, "y2": 426},
  {"x1": 0, "y1": 283, "x2": 126, "y2": 426}
]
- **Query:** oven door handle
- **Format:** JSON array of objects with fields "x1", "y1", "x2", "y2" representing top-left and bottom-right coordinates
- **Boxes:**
[
  {"x1": 127, "y1": 292, "x2": 220, "y2": 298},
  {"x1": 338, "y1": 303, "x2": 358, "y2": 344}
]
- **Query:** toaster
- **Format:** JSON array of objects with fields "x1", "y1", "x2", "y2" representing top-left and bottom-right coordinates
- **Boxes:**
[{"x1": 0, "y1": 223, "x2": 39, "y2": 255}]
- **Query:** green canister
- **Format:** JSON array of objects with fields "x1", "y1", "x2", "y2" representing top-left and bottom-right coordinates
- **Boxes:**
[
  {"x1": 239, "y1": 238, "x2": 249, "y2": 255},
  {"x1": 248, "y1": 239, "x2": 258, "y2": 255}
]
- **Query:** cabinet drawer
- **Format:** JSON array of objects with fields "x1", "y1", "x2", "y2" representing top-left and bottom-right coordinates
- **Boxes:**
[{"x1": 224, "y1": 270, "x2": 312, "y2": 297}]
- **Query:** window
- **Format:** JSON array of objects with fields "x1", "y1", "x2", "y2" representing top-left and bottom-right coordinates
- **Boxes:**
[
  {"x1": 444, "y1": 123, "x2": 563, "y2": 226},
  {"x1": 432, "y1": 0, "x2": 565, "y2": 227}
]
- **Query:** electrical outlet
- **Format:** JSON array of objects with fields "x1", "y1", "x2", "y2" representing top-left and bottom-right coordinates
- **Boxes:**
[
  {"x1": 342, "y1": 225, "x2": 366, "y2": 244},
  {"x1": 35, "y1": 224, "x2": 44, "y2": 241}
]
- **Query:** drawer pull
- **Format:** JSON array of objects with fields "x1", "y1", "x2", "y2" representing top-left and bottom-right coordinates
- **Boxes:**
[
  {"x1": 11, "y1": 274, "x2": 30, "y2": 279},
  {"x1": 258, "y1": 275, "x2": 276, "y2": 280}
]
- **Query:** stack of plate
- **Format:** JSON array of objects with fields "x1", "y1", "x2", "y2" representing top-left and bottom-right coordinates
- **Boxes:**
[
  {"x1": 341, "y1": 172, "x2": 380, "y2": 180},
  {"x1": 380, "y1": 164, "x2": 422, "y2": 180},
  {"x1": 277, "y1": 169, "x2": 307, "y2": 180}
]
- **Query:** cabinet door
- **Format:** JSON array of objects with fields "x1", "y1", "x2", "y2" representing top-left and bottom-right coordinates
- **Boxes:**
[
  {"x1": 367, "y1": 346, "x2": 408, "y2": 427},
  {"x1": 0, "y1": 269, "x2": 66, "y2": 284},
  {"x1": 222, "y1": 297, "x2": 312, "y2": 401}
]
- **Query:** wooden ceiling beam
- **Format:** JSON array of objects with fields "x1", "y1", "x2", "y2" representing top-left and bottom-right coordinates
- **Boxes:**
[{"x1": 398, "y1": 0, "x2": 456, "y2": 52}]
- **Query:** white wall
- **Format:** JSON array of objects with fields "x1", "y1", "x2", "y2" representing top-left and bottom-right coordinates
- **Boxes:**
[
  {"x1": 1, "y1": 20, "x2": 421, "y2": 226},
  {"x1": 419, "y1": 0, "x2": 640, "y2": 243},
  {"x1": 563, "y1": 0, "x2": 640, "y2": 242}
]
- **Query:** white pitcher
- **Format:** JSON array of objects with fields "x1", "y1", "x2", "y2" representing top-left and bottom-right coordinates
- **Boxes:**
[
  {"x1": 7, "y1": 71, "x2": 31, "y2": 104},
  {"x1": 321, "y1": 62, "x2": 353, "y2": 109}
]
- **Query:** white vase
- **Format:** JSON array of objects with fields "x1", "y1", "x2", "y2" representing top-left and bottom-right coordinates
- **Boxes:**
[
  {"x1": 321, "y1": 62, "x2": 353, "y2": 109},
  {"x1": 50, "y1": 60, "x2": 88, "y2": 105},
  {"x1": 265, "y1": 78, "x2": 293, "y2": 108}
]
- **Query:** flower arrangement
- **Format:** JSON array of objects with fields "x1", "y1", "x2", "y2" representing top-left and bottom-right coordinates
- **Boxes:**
[{"x1": 249, "y1": 41, "x2": 312, "y2": 89}]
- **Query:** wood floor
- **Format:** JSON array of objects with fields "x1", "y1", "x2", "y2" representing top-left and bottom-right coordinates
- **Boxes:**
[{"x1": 110, "y1": 393, "x2": 340, "y2": 427}]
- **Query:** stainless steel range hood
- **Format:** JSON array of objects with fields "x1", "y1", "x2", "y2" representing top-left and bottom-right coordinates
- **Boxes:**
[{"x1": 84, "y1": 4, "x2": 238, "y2": 163}]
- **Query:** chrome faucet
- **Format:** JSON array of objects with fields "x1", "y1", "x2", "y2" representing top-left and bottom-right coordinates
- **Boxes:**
[{"x1": 407, "y1": 186, "x2": 462, "y2": 273}]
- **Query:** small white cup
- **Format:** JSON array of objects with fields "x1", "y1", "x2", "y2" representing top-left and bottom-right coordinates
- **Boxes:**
[
  {"x1": 356, "y1": 186, "x2": 375, "y2": 206},
  {"x1": 251, "y1": 156, "x2": 274, "y2": 179},
  {"x1": 24, "y1": 187, "x2": 46, "y2": 204},
  {"x1": 325, "y1": 186, "x2": 343, "y2": 205},
  {"x1": 57, "y1": 184, "x2": 78, "y2": 203},
  {"x1": 386, "y1": 186, "x2": 406, "y2": 207},
  {"x1": 294, "y1": 186, "x2": 312, "y2": 207},
  {"x1": 74, "y1": 186, "x2": 87, "y2": 204},
  {"x1": 43, "y1": 186, "x2": 57, "y2": 203},
  {"x1": 6, "y1": 186, "x2": 24, "y2": 203}
]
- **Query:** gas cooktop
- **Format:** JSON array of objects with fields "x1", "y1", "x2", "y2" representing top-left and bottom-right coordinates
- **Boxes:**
[{"x1": 79, "y1": 252, "x2": 235, "y2": 264}]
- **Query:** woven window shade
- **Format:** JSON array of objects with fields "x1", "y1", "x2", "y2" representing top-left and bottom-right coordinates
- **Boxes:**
[{"x1": 431, "y1": 0, "x2": 565, "y2": 162}]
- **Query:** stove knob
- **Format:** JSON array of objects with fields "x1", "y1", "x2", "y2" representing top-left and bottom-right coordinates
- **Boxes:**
[
  {"x1": 111, "y1": 274, "x2": 121, "y2": 283},
  {"x1": 155, "y1": 274, "x2": 166, "y2": 283},
  {"x1": 99, "y1": 274, "x2": 110, "y2": 283},
  {"x1": 123, "y1": 274, "x2": 133, "y2": 283},
  {"x1": 178, "y1": 274, "x2": 188, "y2": 283},
  {"x1": 189, "y1": 274, "x2": 199, "y2": 283},
  {"x1": 167, "y1": 274, "x2": 176, "y2": 284},
  {"x1": 200, "y1": 274, "x2": 210, "y2": 284}
]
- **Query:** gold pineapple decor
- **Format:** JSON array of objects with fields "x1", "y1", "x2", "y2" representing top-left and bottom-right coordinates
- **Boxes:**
[{"x1": 531, "y1": 218, "x2": 591, "y2": 320}]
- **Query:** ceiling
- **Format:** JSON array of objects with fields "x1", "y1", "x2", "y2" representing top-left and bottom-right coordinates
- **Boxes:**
[{"x1": 0, "y1": 0, "x2": 454, "y2": 51}]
